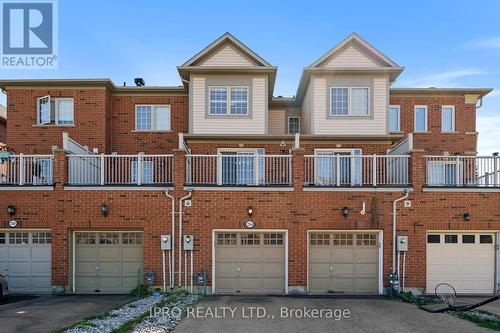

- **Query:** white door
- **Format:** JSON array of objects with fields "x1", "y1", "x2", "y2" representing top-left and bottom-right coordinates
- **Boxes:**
[
  {"x1": 0, "y1": 231, "x2": 52, "y2": 293},
  {"x1": 426, "y1": 232, "x2": 495, "y2": 294}
]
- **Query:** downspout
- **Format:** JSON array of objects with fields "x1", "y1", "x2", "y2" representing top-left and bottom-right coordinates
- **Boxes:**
[
  {"x1": 165, "y1": 190, "x2": 175, "y2": 289},
  {"x1": 178, "y1": 191, "x2": 192, "y2": 287},
  {"x1": 392, "y1": 189, "x2": 409, "y2": 273}
]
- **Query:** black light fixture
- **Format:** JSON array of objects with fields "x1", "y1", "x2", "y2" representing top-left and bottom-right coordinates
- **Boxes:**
[
  {"x1": 247, "y1": 207, "x2": 253, "y2": 217},
  {"x1": 463, "y1": 212, "x2": 471, "y2": 221},
  {"x1": 7, "y1": 205, "x2": 16, "y2": 216},
  {"x1": 342, "y1": 207, "x2": 350, "y2": 219},
  {"x1": 100, "y1": 204, "x2": 108, "y2": 217}
]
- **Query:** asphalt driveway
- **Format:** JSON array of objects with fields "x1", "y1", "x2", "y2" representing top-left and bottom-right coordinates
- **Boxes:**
[
  {"x1": 0, "y1": 294, "x2": 131, "y2": 333},
  {"x1": 176, "y1": 295, "x2": 494, "y2": 333}
]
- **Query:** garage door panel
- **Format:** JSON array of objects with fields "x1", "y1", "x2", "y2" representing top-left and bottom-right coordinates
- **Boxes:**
[
  {"x1": 32, "y1": 261, "x2": 51, "y2": 275},
  {"x1": 9, "y1": 247, "x2": 29, "y2": 260},
  {"x1": 427, "y1": 232, "x2": 495, "y2": 294},
  {"x1": 332, "y1": 278, "x2": 354, "y2": 293},
  {"x1": 32, "y1": 276, "x2": 51, "y2": 289},
  {"x1": 309, "y1": 232, "x2": 379, "y2": 294},
  {"x1": 32, "y1": 247, "x2": 51, "y2": 260},
  {"x1": 9, "y1": 277, "x2": 29, "y2": 289},
  {"x1": 214, "y1": 232, "x2": 285, "y2": 294},
  {"x1": 74, "y1": 231, "x2": 143, "y2": 294},
  {"x1": 332, "y1": 249, "x2": 354, "y2": 262}
]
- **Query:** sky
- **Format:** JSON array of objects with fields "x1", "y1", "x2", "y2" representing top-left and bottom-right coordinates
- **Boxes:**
[{"x1": 0, "y1": 0, "x2": 499, "y2": 154}]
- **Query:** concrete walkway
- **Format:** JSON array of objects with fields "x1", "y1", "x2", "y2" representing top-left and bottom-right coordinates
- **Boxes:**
[
  {"x1": 176, "y1": 295, "x2": 492, "y2": 333},
  {"x1": 0, "y1": 295, "x2": 131, "y2": 333}
]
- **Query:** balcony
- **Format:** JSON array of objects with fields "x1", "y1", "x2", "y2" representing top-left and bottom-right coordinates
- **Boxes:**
[
  {"x1": 304, "y1": 155, "x2": 410, "y2": 187},
  {"x1": 425, "y1": 156, "x2": 500, "y2": 188},
  {"x1": 0, "y1": 154, "x2": 54, "y2": 186},
  {"x1": 67, "y1": 154, "x2": 174, "y2": 186},
  {"x1": 185, "y1": 154, "x2": 292, "y2": 187}
]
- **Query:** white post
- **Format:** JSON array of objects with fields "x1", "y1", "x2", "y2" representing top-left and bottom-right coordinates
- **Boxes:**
[
  {"x1": 336, "y1": 156, "x2": 340, "y2": 187},
  {"x1": 137, "y1": 153, "x2": 143, "y2": 186},
  {"x1": 62, "y1": 132, "x2": 69, "y2": 151},
  {"x1": 288, "y1": 156, "x2": 292, "y2": 185},
  {"x1": 373, "y1": 154, "x2": 377, "y2": 187},
  {"x1": 255, "y1": 155, "x2": 260, "y2": 185},
  {"x1": 455, "y1": 155, "x2": 460, "y2": 186},
  {"x1": 162, "y1": 250, "x2": 166, "y2": 292},
  {"x1": 294, "y1": 133, "x2": 300, "y2": 149},
  {"x1": 190, "y1": 251, "x2": 193, "y2": 294},
  {"x1": 217, "y1": 155, "x2": 222, "y2": 185},
  {"x1": 100, "y1": 154, "x2": 105, "y2": 185},
  {"x1": 19, "y1": 154, "x2": 25, "y2": 185},
  {"x1": 178, "y1": 132, "x2": 184, "y2": 150}
]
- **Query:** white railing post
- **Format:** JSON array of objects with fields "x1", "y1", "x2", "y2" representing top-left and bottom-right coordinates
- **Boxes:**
[
  {"x1": 217, "y1": 155, "x2": 222, "y2": 185},
  {"x1": 336, "y1": 156, "x2": 340, "y2": 187},
  {"x1": 289, "y1": 155, "x2": 293, "y2": 185},
  {"x1": 137, "y1": 153, "x2": 143, "y2": 186},
  {"x1": 494, "y1": 156, "x2": 499, "y2": 187},
  {"x1": 455, "y1": 155, "x2": 460, "y2": 186},
  {"x1": 372, "y1": 154, "x2": 377, "y2": 187},
  {"x1": 100, "y1": 154, "x2": 105, "y2": 185},
  {"x1": 255, "y1": 155, "x2": 260, "y2": 185},
  {"x1": 19, "y1": 153, "x2": 25, "y2": 186}
]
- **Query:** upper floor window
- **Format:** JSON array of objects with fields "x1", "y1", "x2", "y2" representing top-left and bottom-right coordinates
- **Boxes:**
[
  {"x1": 209, "y1": 86, "x2": 248, "y2": 115},
  {"x1": 135, "y1": 105, "x2": 170, "y2": 131},
  {"x1": 441, "y1": 105, "x2": 455, "y2": 132},
  {"x1": 37, "y1": 96, "x2": 74, "y2": 125},
  {"x1": 330, "y1": 87, "x2": 369, "y2": 116},
  {"x1": 414, "y1": 105, "x2": 428, "y2": 132},
  {"x1": 288, "y1": 117, "x2": 300, "y2": 134},
  {"x1": 388, "y1": 105, "x2": 400, "y2": 132}
]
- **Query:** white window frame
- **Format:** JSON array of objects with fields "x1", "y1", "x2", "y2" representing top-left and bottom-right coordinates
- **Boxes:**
[
  {"x1": 329, "y1": 87, "x2": 370, "y2": 117},
  {"x1": 134, "y1": 104, "x2": 171, "y2": 131},
  {"x1": 441, "y1": 105, "x2": 455, "y2": 132},
  {"x1": 36, "y1": 96, "x2": 75, "y2": 125},
  {"x1": 288, "y1": 116, "x2": 300, "y2": 134},
  {"x1": 209, "y1": 86, "x2": 249, "y2": 116},
  {"x1": 414, "y1": 105, "x2": 428, "y2": 132},
  {"x1": 388, "y1": 105, "x2": 401, "y2": 132}
]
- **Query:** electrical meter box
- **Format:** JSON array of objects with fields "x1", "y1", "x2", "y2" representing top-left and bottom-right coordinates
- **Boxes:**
[
  {"x1": 183, "y1": 235, "x2": 194, "y2": 251},
  {"x1": 160, "y1": 235, "x2": 171, "y2": 250},
  {"x1": 397, "y1": 236, "x2": 408, "y2": 252}
]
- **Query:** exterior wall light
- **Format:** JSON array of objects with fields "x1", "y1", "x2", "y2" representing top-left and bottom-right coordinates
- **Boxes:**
[
  {"x1": 247, "y1": 207, "x2": 253, "y2": 217},
  {"x1": 342, "y1": 207, "x2": 350, "y2": 219},
  {"x1": 100, "y1": 204, "x2": 108, "y2": 217},
  {"x1": 7, "y1": 205, "x2": 16, "y2": 216},
  {"x1": 463, "y1": 212, "x2": 471, "y2": 221}
]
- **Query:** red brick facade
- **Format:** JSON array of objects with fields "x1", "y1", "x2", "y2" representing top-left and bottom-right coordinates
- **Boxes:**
[{"x1": 0, "y1": 81, "x2": 497, "y2": 295}]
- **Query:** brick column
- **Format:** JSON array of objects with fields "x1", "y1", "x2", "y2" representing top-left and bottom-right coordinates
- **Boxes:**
[
  {"x1": 410, "y1": 151, "x2": 425, "y2": 191},
  {"x1": 173, "y1": 149, "x2": 186, "y2": 193},
  {"x1": 52, "y1": 148, "x2": 68, "y2": 190},
  {"x1": 291, "y1": 148, "x2": 305, "y2": 191}
]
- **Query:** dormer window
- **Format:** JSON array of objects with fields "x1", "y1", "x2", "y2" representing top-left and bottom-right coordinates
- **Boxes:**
[
  {"x1": 209, "y1": 86, "x2": 248, "y2": 115},
  {"x1": 330, "y1": 87, "x2": 369, "y2": 117}
]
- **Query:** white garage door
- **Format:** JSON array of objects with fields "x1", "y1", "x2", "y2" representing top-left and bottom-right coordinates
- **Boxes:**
[
  {"x1": 427, "y1": 232, "x2": 495, "y2": 294},
  {"x1": 0, "y1": 231, "x2": 52, "y2": 293}
]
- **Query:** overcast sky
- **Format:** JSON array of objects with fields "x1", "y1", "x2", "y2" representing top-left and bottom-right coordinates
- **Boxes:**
[{"x1": 0, "y1": 0, "x2": 499, "y2": 154}]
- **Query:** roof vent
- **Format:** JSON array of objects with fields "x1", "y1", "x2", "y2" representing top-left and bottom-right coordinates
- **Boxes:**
[{"x1": 134, "y1": 78, "x2": 145, "y2": 87}]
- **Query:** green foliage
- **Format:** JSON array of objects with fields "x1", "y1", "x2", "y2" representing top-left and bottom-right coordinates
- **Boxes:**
[
  {"x1": 130, "y1": 284, "x2": 150, "y2": 297},
  {"x1": 454, "y1": 310, "x2": 500, "y2": 331}
]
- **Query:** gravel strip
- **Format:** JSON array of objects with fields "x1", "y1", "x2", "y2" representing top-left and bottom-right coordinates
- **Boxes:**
[
  {"x1": 132, "y1": 293, "x2": 204, "y2": 333},
  {"x1": 64, "y1": 295, "x2": 165, "y2": 333}
]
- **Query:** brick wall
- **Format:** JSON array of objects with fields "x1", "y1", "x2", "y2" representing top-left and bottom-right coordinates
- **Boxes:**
[
  {"x1": 6, "y1": 88, "x2": 109, "y2": 154},
  {"x1": 111, "y1": 95, "x2": 188, "y2": 154},
  {"x1": 390, "y1": 96, "x2": 477, "y2": 154}
]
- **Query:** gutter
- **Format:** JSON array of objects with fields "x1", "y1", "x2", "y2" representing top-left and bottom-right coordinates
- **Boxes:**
[
  {"x1": 392, "y1": 189, "x2": 409, "y2": 273},
  {"x1": 164, "y1": 190, "x2": 175, "y2": 288},
  {"x1": 178, "y1": 191, "x2": 192, "y2": 287}
]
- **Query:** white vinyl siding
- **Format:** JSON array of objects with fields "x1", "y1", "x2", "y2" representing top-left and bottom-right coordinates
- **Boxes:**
[
  {"x1": 389, "y1": 105, "x2": 400, "y2": 132},
  {"x1": 268, "y1": 109, "x2": 285, "y2": 134},
  {"x1": 441, "y1": 105, "x2": 455, "y2": 132},
  {"x1": 313, "y1": 76, "x2": 387, "y2": 135},
  {"x1": 135, "y1": 105, "x2": 170, "y2": 131},
  {"x1": 37, "y1": 96, "x2": 74, "y2": 125},
  {"x1": 198, "y1": 44, "x2": 256, "y2": 67},
  {"x1": 414, "y1": 106, "x2": 428, "y2": 132},
  {"x1": 191, "y1": 76, "x2": 266, "y2": 134},
  {"x1": 321, "y1": 45, "x2": 381, "y2": 68}
]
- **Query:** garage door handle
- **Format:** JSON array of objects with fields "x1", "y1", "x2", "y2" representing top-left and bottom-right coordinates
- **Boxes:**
[
  {"x1": 330, "y1": 266, "x2": 333, "y2": 271},
  {"x1": 237, "y1": 267, "x2": 240, "y2": 271},
  {"x1": 96, "y1": 266, "x2": 99, "y2": 271}
]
